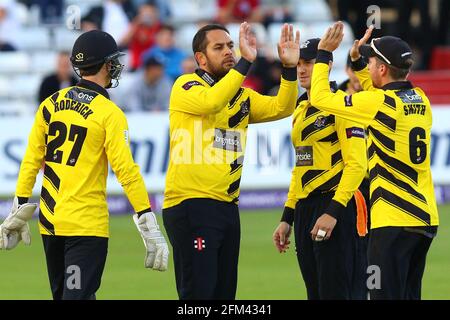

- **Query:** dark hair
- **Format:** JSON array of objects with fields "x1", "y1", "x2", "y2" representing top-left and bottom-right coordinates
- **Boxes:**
[
  {"x1": 375, "y1": 57, "x2": 412, "y2": 80},
  {"x1": 192, "y1": 24, "x2": 230, "y2": 54},
  {"x1": 159, "y1": 24, "x2": 175, "y2": 33},
  {"x1": 79, "y1": 63, "x2": 104, "y2": 77}
]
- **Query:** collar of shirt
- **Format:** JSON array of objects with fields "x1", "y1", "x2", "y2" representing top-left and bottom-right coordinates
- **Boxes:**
[
  {"x1": 195, "y1": 68, "x2": 219, "y2": 87},
  {"x1": 382, "y1": 81, "x2": 413, "y2": 91},
  {"x1": 76, "y1": 79, "x2": 110, "y2": 99},
  {"x1": 297, "y1": 91, "x2": 309, "y2": 106}
]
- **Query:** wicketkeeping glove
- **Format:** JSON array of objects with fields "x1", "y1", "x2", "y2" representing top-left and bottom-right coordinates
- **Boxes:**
[
  {"x1": 0, "y1": 197, "x2": 37, "y2": 250},
  {"x1": 133, "y1": 211, "x2": 169, "y2": 271}
]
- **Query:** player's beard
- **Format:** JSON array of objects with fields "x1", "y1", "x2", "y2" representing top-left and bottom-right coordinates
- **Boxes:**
[{"x1": 206, "y1": 58, "x2": 235, "y2": 79}]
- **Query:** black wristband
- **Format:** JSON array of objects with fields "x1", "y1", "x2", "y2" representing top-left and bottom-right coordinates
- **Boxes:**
[
  {"x1": 281, "y1": 66, "x2": 297, "y2": 81},
  {"x1": 281, "y1": 207, "x2": 295, "y2": 226},
  {"x1": 351, "y1": 57, "x2": 367, "y2": 71},
  {"x1": 233, "y1": 57, "x2": 252, "y2": 76},
  {"x1": 137, "y1": 207, "x2": 152, "y2": 218},
  {"x1": 17, "y1": 197, "x2": 29, "y2": 205},
  {"x1": 325, "y1": 199, "x2": 345, "y2": 220},
  {"x1": 316, "y1": 50, "x2": 333, "y2": 64}
]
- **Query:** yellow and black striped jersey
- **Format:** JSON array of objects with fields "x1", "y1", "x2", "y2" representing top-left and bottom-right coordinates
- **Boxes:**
[
  {"x1": 311, "y1": 52, "x2": 439, "y2": 229},
  {"x1": 163, "y1": 60, "x2": 298, "y2": 209},
  {"x1": 284, "y1": 90, "x2": 368, "y2": 218},
  {"x1": 16, "y1": 79, "x2": 151, "y2": 237}
]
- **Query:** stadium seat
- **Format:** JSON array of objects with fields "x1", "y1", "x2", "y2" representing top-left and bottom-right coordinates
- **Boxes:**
[
  {"x1": 0, "y1": 100, "x2": 30, "y2": 117},
  {"x1": 0, "y1": 77, "x2": 10, "y2": 99},
  {"x1": 15, "y1": 2, "x2": 30, "y2": 26},
  {"x1": 271, "y1": 22, "x2": 313, "y2": 43},
  {"x1": 309, "y1": 21, "x2": 354, "y2": 44},
  {"x1": 175, "y1": 23, "x2": 199, "y2": 53},
  {"x1": 9, "y1": 74, "x2": 42, "y2": 102},
  {"x1": 226, "y1": 23, "x2": 268, "y2": 45},
  {"x1": 409, "y1": 71, "x2": 450, "y2": 104},
  {"x1": 64, "y1": 0, "x2": 103, "y2": 16},
  {"x1": 64, "y1": 0, "x2": 102, "y2": 6},
  {"x1": 291, "y1": 0, "x2": 333, "y2": 23},
  {"x1": 53, "y1": 27, "x2": 83, "y2": 51},
  {"x1": 268, "y1": 22, "x2": 311, "y2": 56},
  {"x1": 168, "y1": 0, "x2": 217, "y2": 24},
  {"x1": 15, "y1": 27, "x2": 51, "y2": 51},
  {"x1": 0, "y1": 52, "x2": 30, "y2": 74},
  {"x1": 30, "y1": 51, "x2": 59, "y2": 75},
  {"x1": 430, "y1": 47, "x2": 450, "y2": 70}
]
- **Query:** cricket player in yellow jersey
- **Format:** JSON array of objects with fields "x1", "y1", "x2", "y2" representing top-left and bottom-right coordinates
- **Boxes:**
[
  {"x1": 310, "y1": 22, "x2": 439, "y2": 299},
  {"x1": 0, "y1": 30, "x2": 169, "y2": 300},
  {"x1": 272, "y1": 38, "x2": 368, "y2": 299},
  {"x1": 162, "y1": 22, "x2": 300, "y2": 299}
]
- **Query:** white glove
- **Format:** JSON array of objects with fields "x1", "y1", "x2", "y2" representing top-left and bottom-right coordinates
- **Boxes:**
[
  {"x1": 0, "y1": 197, "x2": 37, "y2": 250},
  {"x1": 133, "y1": 211, "x2": 169, "y2": 271}
]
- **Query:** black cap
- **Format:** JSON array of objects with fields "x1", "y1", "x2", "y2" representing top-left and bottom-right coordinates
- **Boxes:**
[
  {"x1": 299, "y1": 38, "x2": 333, "y2": 62},
  {"x1": 359, "y1": 36, "x2": 413, "y2": 69},
  {"x1": 299, "y1": 38, "x2": 320, "y2": 60},
  {"x1": 70, "y1": 30, "x2": 123, "y2": 69}
]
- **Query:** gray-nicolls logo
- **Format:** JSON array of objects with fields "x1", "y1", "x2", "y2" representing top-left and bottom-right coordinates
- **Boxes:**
[
  {"x1": 66, "y1": 265, "x2": 81, "y2": 290},
  {"x1": 366, "y1": 5, "x2": 381, "y2": 29}
]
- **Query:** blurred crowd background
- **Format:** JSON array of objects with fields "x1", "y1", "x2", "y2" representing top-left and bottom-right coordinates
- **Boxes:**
[{"x1": 0, "y1": 0, "x2": 450, "y2": 116}]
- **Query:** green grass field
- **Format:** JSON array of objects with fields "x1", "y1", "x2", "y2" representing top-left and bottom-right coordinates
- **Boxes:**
[{"x1": 1, "y1": 204, "x2": 449, "y2": 300}]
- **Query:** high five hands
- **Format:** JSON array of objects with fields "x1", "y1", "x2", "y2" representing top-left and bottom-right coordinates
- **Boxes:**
[
  {"x1": 277, "y1": 23, "x2": 300, "y2": 68},
  {"x1": 318, "y1": 21, "x2": 345, "y2": 52},
  {"x1": 350, "y1": 25, "x2": 374, "y2": 61},
  {"x1": 239, "y1": 21, "x2": 257, "y2": 63}
]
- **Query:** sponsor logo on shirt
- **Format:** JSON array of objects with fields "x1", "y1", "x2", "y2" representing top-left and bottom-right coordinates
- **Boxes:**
[
  {"x1": 77, "y1": 92, "x2": 94, "y2": 102},
  {"x1": 65, "y1": 87, "x2": 98, "y2": 104},
  {"x1": 213, "y1": 128, "x2": 242, "y2": 152},
  {"x1": 194, "y1": 237, "x2": 206, "y2": 251},
  {"x1": 182, "y1": 81, "x2": 203, "y2": 90},
  {"x1": 395, "y1": 89, "x2": 424, "y2": 104},
  {"x1": 295, "y1": 146, "x2": 313, "y2": 166},
  {"x1": 346, "y1": 127, "x2": 365, "y2": 139},
  {"x1": 344, "y1": 95, "x2": 353, "y2": 107}
]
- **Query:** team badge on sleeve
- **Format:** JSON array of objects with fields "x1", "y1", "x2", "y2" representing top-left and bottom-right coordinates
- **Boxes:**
[{"x1": 182, "y1": 81, "x2": 203, "y2": 90}]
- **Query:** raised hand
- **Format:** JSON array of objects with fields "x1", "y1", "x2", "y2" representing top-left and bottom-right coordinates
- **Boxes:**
[
  {"x1": 318, "y1": 21, "x2": 344, "y2": 52},
  {"x1": 350, "y1": 25, "x2": 374, "y2": 61},
  {"x1": 277, "y1": 23, "x2": 300, "y2": 68},
  {"x1": 239, "y1": 21, "x2": 257, "y2": 62}
]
